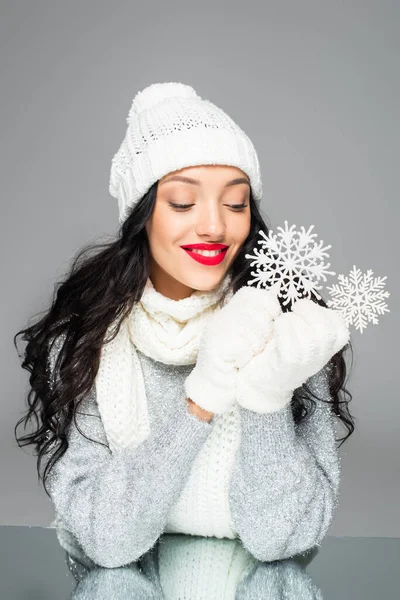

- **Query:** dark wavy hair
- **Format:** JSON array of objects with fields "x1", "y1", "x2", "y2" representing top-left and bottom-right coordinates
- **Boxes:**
[{"x1": 14, "y1": 181, "x2": 355, "y2": 497}]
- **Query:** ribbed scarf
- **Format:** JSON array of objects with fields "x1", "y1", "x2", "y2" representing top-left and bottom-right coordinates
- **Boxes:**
[{"x1": 95, "y1": 273, "x2": 233, "y2": 453}]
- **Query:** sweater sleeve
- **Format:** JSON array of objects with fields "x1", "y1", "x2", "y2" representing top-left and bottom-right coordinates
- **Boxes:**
[
  {"x1": 71, "y1": 565, "x2": 165, "y2": 600},
  {"x1": 228, "y1": 365, "x2": 341, "y2": 562},
  {"x1": 45, "y1": 336, "x2": 213, "y2": 569}
]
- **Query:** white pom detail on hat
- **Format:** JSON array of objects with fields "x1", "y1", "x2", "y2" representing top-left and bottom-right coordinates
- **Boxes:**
[{"x1": 127, "y1": 82, "x2": 200, "y2": 120}]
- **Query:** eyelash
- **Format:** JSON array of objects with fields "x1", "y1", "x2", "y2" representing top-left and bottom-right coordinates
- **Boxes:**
[{"x1": 168, "y1": 202, "x2": 248, "y2": 212}]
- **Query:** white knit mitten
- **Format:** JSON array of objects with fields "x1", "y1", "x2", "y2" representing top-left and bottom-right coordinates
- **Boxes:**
[
  {"x1": 184, "y1": 286, "x2": 283, "y2": 414},
  {"x1": 236, "y1": 297, "x2": 350, "y2": 414}
]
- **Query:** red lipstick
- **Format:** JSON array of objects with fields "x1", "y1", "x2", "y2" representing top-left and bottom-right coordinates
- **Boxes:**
[{"x1": 181, "y1": 243, "x2": 229, "y2": 266}]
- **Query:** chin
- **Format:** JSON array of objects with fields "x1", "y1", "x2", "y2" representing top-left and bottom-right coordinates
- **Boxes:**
[{"x1": 188, "y1": 274, "x2": 228, "y2": 292}]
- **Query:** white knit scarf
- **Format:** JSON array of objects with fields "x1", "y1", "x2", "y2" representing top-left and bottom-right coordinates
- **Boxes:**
[{"x1": 95, "y1": 273, "x2": 233, "y2": 453}]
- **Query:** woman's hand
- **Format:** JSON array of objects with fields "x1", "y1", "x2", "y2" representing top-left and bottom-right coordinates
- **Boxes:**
[
  {"x1": 235, "y1": 297, "x2": 351, "y2": 414},
  {"x1": 186, "y1": 397, "x2": 214, "y2": 423},
  {"x1": 184, "y1": 286, "x2": 283, "y2": 414}
]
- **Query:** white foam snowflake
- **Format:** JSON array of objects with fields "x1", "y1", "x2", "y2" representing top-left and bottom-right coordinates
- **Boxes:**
[
  {"x1": 245, "y1": 221, "x2": 336, "y2": 306},
  {"x1": 245, "y1": 222, "x2": 390, "y2": 334},
  {"x1": 326, "y1": 265, "x2": 390, "y2": 334}
]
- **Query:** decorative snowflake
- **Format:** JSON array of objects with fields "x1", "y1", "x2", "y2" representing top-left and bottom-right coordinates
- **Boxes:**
[
  {"x1": 326, "y1": 265, "x2": 390, "y2": 334},
  {"x1": 245, "y1": 221, "x2": 336, "y2": 306},
  {"x1": 245, "y1": 222, "x2": 390, "y2": 334}
]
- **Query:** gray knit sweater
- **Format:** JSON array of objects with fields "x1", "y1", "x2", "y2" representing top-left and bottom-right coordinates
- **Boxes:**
[{"x1": 46, "y1": 338, "x2": 341, "y2": 569}]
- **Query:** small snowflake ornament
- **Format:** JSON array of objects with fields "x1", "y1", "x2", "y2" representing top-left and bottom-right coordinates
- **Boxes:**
[
  {"x1": 245, "y1": 222, "x2": 390, "y2": 334},
  {"x1": 326, "y1": 265, "x2": 390, "y2": 334}
]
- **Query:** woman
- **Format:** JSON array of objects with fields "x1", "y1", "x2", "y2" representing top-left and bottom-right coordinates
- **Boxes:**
[{"x1": 14, "y1": 82, "x2": 355, "y2": 569}]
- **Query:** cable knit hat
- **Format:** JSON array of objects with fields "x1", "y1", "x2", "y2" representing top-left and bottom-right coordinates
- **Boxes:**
[{"x1": 109, "y1": 82, "x2": 263, "y2": 223}]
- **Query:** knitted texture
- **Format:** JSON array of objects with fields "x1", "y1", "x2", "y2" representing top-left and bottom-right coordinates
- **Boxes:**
[
  {"x1": 68, "y1": 534, "x2": 323, "y2": 598},
  {"x1": 109, "y1": 82, "x2": 263, "y2": 223},
  {"x1": 235, "y1": 296, "x2": 350, "y2": 414},
  {"x1": 47, "y1": 347, "x2": 340, "y2": 568},
  {"x1": 46, "y1": 274, "x2": 232, "y2": 456},
  {"x1": 184, "y1": 286, "x2": 283, "y2": 414},
  {"x1": 94, "y1": 273, "x2": 232, "y2": 453},
  {"x1": 164, "y1": 404, "x2": 241, "y2": 539},
  {"x1": 156, "y1": 535, "x2": 257, "y2": 599}
]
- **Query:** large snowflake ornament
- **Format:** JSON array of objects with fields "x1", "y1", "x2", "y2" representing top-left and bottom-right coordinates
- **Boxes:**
[
  {"x1": 245, "y1": 222, "x2": 390, "y2": 334},
  {"x1": 326, "y1": 265, "x2": 390, "y2": 334},
  {"x1": 245, "y1": 221, "x2": 336, "y2": 306}
]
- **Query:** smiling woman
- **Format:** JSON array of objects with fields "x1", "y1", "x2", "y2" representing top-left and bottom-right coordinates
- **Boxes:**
[
  {"x1": 14, "y1": 81, "x2": 354, "y2": 570},
  {"x1": 145, "y1": 164, "x2": 252, "y2": 299}
]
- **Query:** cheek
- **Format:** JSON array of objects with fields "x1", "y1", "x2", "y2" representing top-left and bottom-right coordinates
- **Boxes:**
[
  {"x1": 233, "y1": 216, "x2": 251, "y2": 241},
  {"x1": 148, "y1": 220, "x2": 179, "y2": 254},
  {"x1": 154, "y1": 206, "x2": 186, "y2": 235},
  {"x1": 158, "y1": 213, "x2": 189, "y2": 245}
]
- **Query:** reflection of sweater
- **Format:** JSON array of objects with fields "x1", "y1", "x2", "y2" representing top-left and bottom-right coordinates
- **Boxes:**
[
  {"x1": 70, "y1": 535, "x2": 322, "y2": 599},
  {"x1": 47, "y1": 343, "x2": 341, "y2": 569}
]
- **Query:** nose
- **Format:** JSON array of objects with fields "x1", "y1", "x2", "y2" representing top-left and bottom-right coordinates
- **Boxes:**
[{"x1": 194, "y1": 203, "x2": 226, "y2": 238}]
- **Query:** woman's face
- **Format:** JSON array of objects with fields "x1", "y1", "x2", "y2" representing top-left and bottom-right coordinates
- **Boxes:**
[{"x1": 145, "y1": 164, "x2": 252, "y2": 300}]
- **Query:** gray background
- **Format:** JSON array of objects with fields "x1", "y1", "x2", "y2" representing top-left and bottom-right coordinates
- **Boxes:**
[{"x1": 1, "y1": 0, "x2": 398, "y2": 534}]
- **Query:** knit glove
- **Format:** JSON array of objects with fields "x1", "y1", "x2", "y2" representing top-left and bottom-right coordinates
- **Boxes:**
[
  {"x1": 236, "y1": 298, "x2": 350, "y2": 414},
  {"x1": 184, "y1": 286, "x2": 283, "y2": 414}
]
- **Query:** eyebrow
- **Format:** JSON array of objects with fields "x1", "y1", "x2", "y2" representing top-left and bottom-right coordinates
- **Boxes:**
[{"x1": 159, "y1": 175, "x2": 250, "y2": 188}]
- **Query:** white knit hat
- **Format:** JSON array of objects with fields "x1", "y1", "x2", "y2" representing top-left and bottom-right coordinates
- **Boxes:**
[{"x1": 109, "y1": 82, "x2": 263, "y2": 223}]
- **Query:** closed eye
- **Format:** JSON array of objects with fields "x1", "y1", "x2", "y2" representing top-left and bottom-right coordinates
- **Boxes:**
[{"x1": 168, "y1": 202, "x2": 248, "y2": 211}]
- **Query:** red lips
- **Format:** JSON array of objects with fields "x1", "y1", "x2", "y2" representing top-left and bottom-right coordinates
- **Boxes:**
[{"x1": 182, "y1": 246, "x2": 228, "y2": 266}]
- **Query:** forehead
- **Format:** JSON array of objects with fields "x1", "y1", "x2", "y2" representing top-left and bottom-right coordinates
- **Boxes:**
[{"x1": 159, "y1": 165, "x2": 250, "y2": 187}]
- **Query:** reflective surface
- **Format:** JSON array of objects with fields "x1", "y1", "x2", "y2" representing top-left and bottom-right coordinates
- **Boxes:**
[{"x1": 0, "y1": 526, "x2": 399, "y2": 599}]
